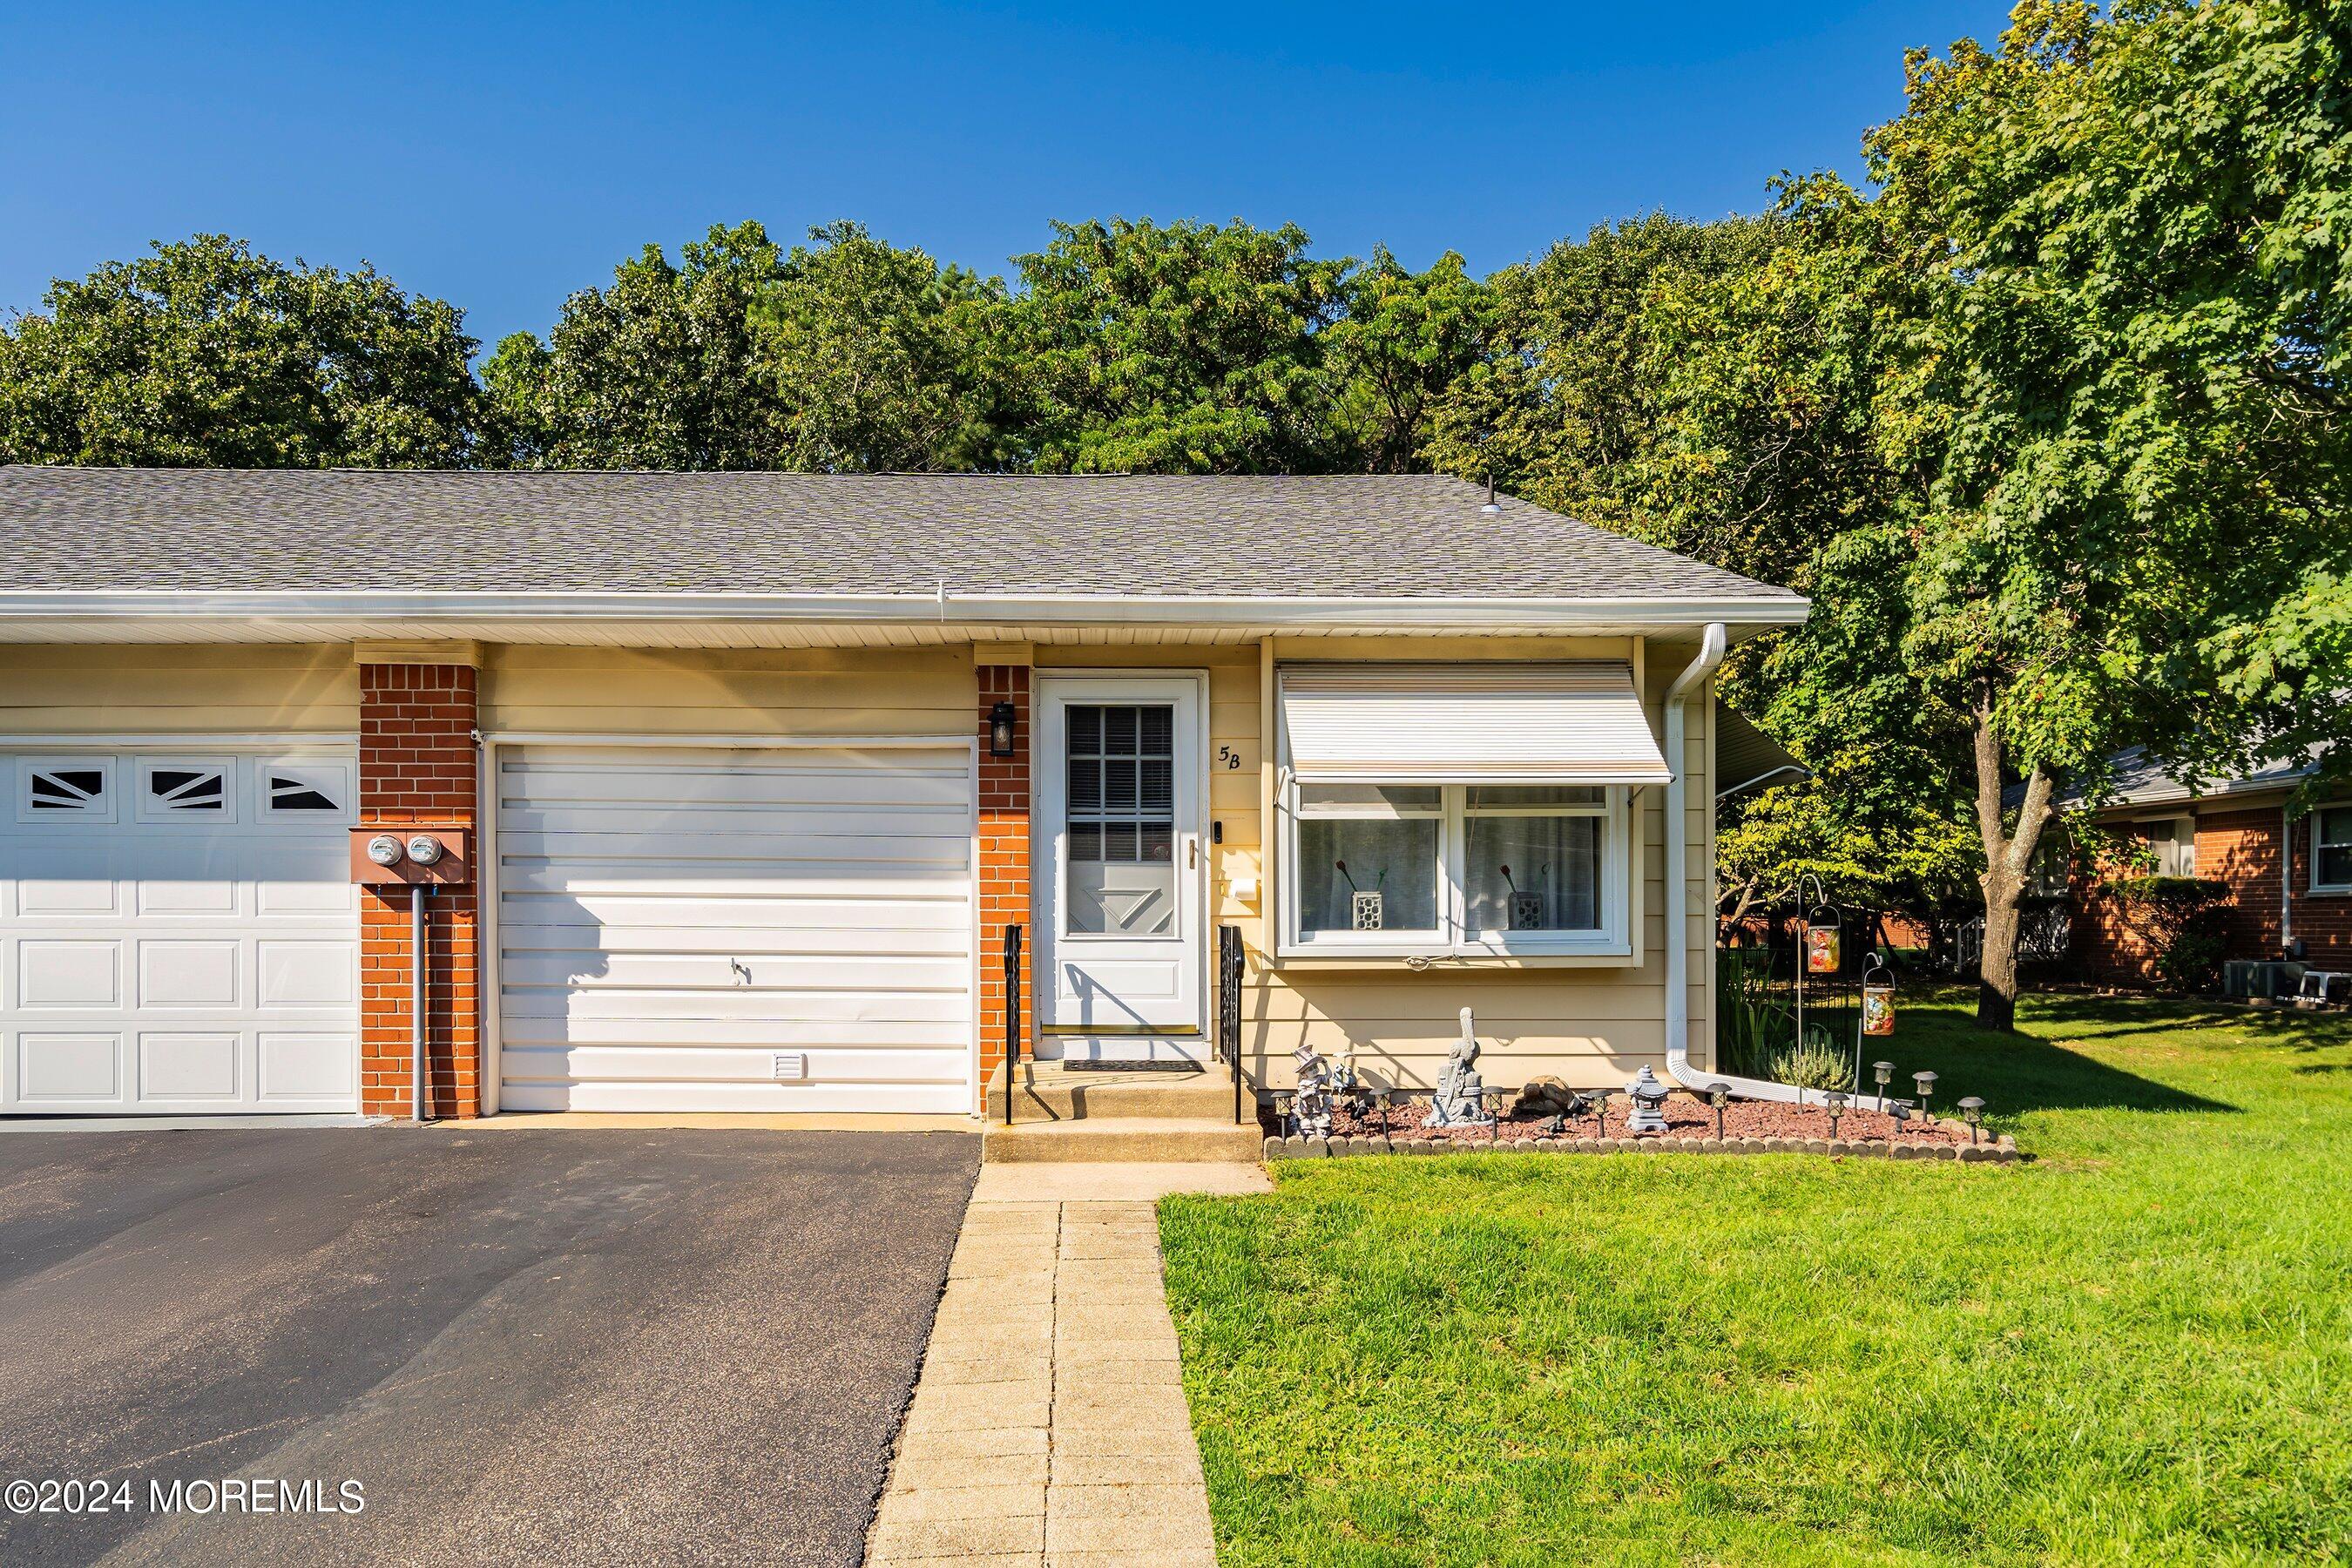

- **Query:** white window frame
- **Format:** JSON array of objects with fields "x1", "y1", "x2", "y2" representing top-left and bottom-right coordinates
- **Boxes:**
[
  {"x1": 134, "y1": 755, "x2": 240, "y2": 824},
  {"x1": 259, "y1": 758, "x2": 355, "y2": 823},
  {"x1": 16, "y1": 756, "x2": 118, "y2": 824},
  {"x1": 1278, "y1": 777, "x2": 1632, "y2": 959},
  {"x1": 2312, "y1": 803, "x2": 2352, "y2": 895}
]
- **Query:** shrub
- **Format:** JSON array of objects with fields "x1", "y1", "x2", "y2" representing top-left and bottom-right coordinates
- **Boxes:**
[
  {"x1": 1767, "y1": 1034, "x2": 1850, "y2": 1092},
  {"x1": 2106, "y1": 875, "x2": 2232, "y2": 992}
]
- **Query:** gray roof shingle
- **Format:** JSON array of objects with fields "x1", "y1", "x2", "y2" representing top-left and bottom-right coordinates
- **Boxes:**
[{"x1": 0, "y1": 468, "x2": 1804, "y2": 603}]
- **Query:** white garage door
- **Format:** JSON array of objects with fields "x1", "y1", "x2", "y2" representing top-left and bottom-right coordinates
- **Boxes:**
[
  {"x1": 1, "y1": 747, "x2": 361, "y2": 1115},
  {"x1": 494, "y1": 744, "x2": 977, "y2": 1113}
]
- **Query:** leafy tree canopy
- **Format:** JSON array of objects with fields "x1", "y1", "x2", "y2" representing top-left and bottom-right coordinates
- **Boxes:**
[
  {"x1": 1011, "y1": 217, "x2": 1350, "y2": 473},
  {"x1": 0, "y1": 234, "x2": 478, "y2": 468}
]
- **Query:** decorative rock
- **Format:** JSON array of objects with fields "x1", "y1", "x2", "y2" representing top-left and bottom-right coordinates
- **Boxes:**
[
  {"x1": 1535, "y1": 1138, "x2": 1558, "y2": 1152},
  {"x1": 1281, "y1": 1135, "x2": 1308, "y2": 1157},
  {"x1": 1957, "y1": 1144, "x2": 1990, "y2": 1162},
  {"x1": 1936, "y1": 1143, "x2": 1960, "y2": 1160},
  {"x1": 1512, "y1": 1074, "x2": 1582, "y2": 1118},
  {"x1": 1263, "y1": 1135, "x2": 1282, "y2": 1158},
  {"x1": 1890, "y1": 1142, "x2": 1920, "y2": 1160},
  {"x1": 1342, "y1": 1134, "x2": 1369, "y2": 1157},
  {"x1": 1805, "y1": 1139, "x2": 1829, "y2": 1155},
  {"x1": 1827, "y1": 1139, "x2": 1853, "y2": 1157},
  {"x1": 1740, "y1": 1137, "x2": 1767, "y2": 1153},
  {"x1": 1307, "y1": 1138, "x2": 1332, "y2": 1157}
]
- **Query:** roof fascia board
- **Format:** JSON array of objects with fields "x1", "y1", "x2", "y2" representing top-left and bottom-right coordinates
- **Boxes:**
[{"x1": 0, "y1": 590, "x2": 1808, "y2": 629}]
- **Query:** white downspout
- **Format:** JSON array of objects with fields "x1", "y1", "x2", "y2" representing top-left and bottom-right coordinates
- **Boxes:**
[{"x1": 1659, "y1": 623, "x2": 1893, "y2": 1111}]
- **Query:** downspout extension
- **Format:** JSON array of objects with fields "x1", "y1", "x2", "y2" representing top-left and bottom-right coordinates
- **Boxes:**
[{"x1": 1659, "y1": 624, "x2": 1893, "y2": 1112}]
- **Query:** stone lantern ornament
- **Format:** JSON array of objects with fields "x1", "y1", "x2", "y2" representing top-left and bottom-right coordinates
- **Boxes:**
[{"x1": 1625, "y1": 1065, "x2": 1671, "y2": 1134}]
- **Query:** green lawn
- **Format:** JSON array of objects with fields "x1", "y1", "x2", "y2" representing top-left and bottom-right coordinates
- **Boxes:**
[{"x1": 1159, "y1": 991, "x2": 2352, "y2": 1565}]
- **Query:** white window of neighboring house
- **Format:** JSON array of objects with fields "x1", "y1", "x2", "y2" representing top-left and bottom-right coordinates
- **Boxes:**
[
  {"x1": 2139, "y1": 817, "x2": 2198, "y2": 879},
  {"x1": 2314, "y1": 806, "x2": 2352, "y2": 892}
]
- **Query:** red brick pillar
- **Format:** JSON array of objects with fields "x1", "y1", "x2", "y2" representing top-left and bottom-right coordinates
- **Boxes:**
[
  {"x1": 977, "y1": 666, "x2": 1033, "y2": 1110},
  {"x1": 357, "y1": 662, "x2": 480, "y2": 1119}
]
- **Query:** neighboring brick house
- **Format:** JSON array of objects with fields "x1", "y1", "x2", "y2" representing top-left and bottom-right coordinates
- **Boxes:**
[{"x1": 2051, "y1": 747, "x2": 2351, "y2": 985}]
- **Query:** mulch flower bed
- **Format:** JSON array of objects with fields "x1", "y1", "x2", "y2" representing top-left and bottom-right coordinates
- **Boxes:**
[{"x1": 1261, "y1": 1090, "x2": 2019, "y2": 1162}]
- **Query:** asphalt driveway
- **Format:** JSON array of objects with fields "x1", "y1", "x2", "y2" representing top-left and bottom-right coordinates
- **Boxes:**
[{"x1": 0, "y1": 1125, "x2": 979, "y2": 1567}]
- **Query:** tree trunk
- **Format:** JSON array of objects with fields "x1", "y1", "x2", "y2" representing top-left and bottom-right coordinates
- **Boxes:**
[{"x1": 1970, "y1": 691, "x2": 2055, "y2": 1033}]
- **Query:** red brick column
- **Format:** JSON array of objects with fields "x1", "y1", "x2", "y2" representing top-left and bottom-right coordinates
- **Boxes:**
[
  {"x1": 977, "y1": 666, "x2": 1033, "y2": 1110},
  {"x1": 358, "y1": 663, "x2": 480, "y2": 1119}
]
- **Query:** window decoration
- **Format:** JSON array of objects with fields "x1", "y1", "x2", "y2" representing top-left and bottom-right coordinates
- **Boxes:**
[
  {"x1": 19, "y1": 760, "x2": 115, "y2": 821},
  {"x1": 29, "y1": 767, "x2": 107, "y2": 811},
  {"x1": 260, "y1": 762, "x2": 351, "y2": 820},
  {"x1": 2315, "y1": 806, "x2": 2352, "y2": 891},
  {"x1": 144, "y1": 765, "x2": 228, "y2": 814}
]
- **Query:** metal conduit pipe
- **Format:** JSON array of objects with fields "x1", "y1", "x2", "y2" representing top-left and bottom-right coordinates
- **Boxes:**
[
  {"x1": 1659, "y1": 623, "x2": 1896, "y2": 1112},
  {"x1": 412, "y1": 882, "x2": 430, "y2": 1124}
]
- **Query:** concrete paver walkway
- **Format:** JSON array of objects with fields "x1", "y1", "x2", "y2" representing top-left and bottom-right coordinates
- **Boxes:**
[{"x1": 867, "y1": 1163, "x2": 1269, "y2": 1566}]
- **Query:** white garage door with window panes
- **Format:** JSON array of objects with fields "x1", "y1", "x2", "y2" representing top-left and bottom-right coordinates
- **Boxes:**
[
  {"x1": 494, "y1": 744, "x2": 977, "y2": 1112},
  {"x1": 0, "y1": 747, "x2": 362, "y2": 1114}
]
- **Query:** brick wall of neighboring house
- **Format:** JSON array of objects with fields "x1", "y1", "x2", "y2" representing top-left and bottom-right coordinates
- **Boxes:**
[
  {"x1": 976, "y1": 666, "x2": 1032, "y2": 1110},
  {"x1": 2071, "y1": 805, "x2": 2352, "y2": 982},
  {"x1": 358, "y1": 662, "x2": 479, "y2": 1119}
]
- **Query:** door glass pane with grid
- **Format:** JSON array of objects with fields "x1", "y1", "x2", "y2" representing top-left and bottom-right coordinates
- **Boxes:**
[{"x1": 1064, "y1": 704, "x2": 1176, "y2": 936}]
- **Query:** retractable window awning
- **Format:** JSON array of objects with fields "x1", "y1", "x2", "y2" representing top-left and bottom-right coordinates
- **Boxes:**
[{"x1": 1278, "y1": 663, "x2": 1673, "y2": 786}]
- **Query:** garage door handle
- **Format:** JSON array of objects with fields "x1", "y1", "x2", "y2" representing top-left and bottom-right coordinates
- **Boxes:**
[{"x1": 730, "y1": 958, "x2": 752, "y2": 985}]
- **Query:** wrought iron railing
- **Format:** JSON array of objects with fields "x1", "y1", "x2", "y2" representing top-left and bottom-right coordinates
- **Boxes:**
[
  {"x1": 1218, "y1": 924, "x2": 1246, "y2": 1125},
  {"x1": 1001, "y1": 923, "x2": 1022, "y2": 1126}
]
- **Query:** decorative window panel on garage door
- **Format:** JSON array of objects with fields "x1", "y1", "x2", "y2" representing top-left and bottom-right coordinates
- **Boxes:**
[
  {"x1": 0, "y1": 748, "x2": 361, "y2": 1114},
  {"x1": 492, "y1": 744, "x2": 977, "y2": 1112}
]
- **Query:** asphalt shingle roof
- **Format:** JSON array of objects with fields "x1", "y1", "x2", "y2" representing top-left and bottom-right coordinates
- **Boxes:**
[{"x1": 0, "y1": 468, "x2": 1804, "y2": 602}]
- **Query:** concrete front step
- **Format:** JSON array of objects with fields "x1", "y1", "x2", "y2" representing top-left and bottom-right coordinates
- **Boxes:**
[
  {"x1": 997, "y1": 1062, "x2": 1237, "y2": 1124},
  {"x1": 982, "y1": 1116, "x2": 1265, "y2": 1165}
]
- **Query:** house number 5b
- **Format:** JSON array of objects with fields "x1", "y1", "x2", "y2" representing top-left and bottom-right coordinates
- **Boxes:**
[{"x1": 1216, "y1": 745, "x2": 1247, "y2": 771}]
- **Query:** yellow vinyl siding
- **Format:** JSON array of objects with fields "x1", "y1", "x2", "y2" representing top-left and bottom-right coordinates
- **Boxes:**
[
  {"x1": 479, "y1": 645, "x2": 976, "y2": 738},
  {"x1": 1211, "y1": 632, "x2": 1714, "y2": 1092},
  {"x1": 0, "y1": 644, "x2": 359, "y2": 733}
]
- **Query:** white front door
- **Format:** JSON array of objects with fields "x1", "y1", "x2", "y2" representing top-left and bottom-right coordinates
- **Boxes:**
[{"x1": 1035, "y1": 675, "x2": 1206, "y2": 1060}]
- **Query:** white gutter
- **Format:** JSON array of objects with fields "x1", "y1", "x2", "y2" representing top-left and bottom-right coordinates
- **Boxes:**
[
  {"x1": 0, "y1": 588, "x2": 1808, "y2": 630},
  {"x1": 1659, "y1": 624, "x2": 1894, "y2": 1112}
]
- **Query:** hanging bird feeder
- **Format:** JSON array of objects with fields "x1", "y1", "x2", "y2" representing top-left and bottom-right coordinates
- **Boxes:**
[{"x1": 1861, "y1": 954, "x2": 1896, "y2": 1037}]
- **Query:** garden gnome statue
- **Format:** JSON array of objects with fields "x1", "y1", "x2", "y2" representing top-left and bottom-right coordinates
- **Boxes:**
[
  {"x1": 1292, "y1": 1044, "x2": 1335, "y2": 1139},
  {"x1": 1429, "y1": 1007, "x2": 1494, "y2": 1127},
  {"x1": 1624, "y1": 1065, "x2": 1671, "y2": 1134}
]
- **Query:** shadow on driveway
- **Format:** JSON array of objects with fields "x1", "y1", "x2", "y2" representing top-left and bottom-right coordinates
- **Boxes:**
[{"x1": 0, "y1": 1125, "x2": 978, "y2": 1567}]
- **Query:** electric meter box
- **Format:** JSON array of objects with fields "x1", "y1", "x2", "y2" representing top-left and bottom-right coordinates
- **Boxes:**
[{"x1": 349, "y1": 828, "x2": 471, "y2": 888}]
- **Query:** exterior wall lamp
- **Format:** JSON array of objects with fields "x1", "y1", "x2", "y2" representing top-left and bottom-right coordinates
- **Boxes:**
[{"x1": 988, "y1": 700, "x2": 1018, "y2": 758}]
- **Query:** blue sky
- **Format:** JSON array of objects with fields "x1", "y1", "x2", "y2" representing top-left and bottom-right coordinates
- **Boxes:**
[{"x1": 2, "y1": 1, "x2": 2012, "y2": 351}]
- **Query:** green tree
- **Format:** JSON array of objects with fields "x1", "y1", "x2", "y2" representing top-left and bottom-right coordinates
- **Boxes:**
[
  {"x1": 1423, "y1": 213, "x2": 1780, "y2": 530},
  {"x1": 0, "y1": 234, "x2": 478, "y2": 467},
  {"x1": 1321, "y1": 248, "x2": 1494, "y2": 471},
  {"x1": 754, "y1": 221, "x2": 1013, "y2": 471},
  {"x1": 1010, "y1": 218, "x2": 1350, "y2": 472},
  {"x1": 1818, "y1": 0, "x2": 2348, "y2": 1027},
  {"x1": 483, "y1": 220, "x2": 789, "y2": 469}
]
